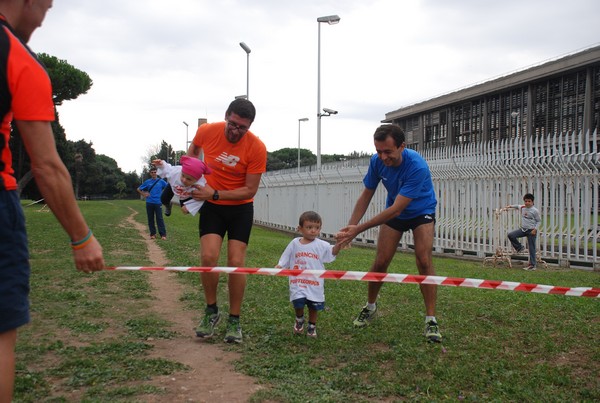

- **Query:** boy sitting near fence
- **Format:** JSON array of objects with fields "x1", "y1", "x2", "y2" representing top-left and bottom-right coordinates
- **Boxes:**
[{"x1": 505, "y1": 193, "x2": 542, "y2": 271}]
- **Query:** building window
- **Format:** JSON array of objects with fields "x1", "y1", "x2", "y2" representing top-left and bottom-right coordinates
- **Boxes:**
[{"x1": 593, "y1": 66, "x2": 600, "y2": 132}]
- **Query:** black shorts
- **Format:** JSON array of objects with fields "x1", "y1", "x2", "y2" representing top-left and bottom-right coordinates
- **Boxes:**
[
  {"x1": 199, "y1": 201, "x2": 254, "y2": 244},
  {"x1": 385, "y1": 213, "x2": 436, "y2": 233},
  {"x1": 0, "y1": 191, "x2": 30, "y2": 332}
]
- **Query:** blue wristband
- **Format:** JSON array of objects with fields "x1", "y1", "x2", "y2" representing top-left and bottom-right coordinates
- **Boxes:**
[{"x1": 71, "y1": 229, "x2": 92, "y2": 246}]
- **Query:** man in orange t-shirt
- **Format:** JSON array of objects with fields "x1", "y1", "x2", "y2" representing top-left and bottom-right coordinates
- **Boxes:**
[
  {"x1": 187, "y1": 98, "x2": 266, "y2": 344},
  {"x1": 0, "y1": 1, "x2": 104, "y2": 401}
]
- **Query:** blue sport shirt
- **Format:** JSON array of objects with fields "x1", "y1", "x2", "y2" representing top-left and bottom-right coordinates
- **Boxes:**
[{"x1": 363, "y1": 148, "x2": 437, "y2": 219}]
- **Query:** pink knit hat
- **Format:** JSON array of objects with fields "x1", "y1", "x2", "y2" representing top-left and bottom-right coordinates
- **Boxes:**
[{"x1": 180, "y1": 156, "x2": 211, "y2": 180}]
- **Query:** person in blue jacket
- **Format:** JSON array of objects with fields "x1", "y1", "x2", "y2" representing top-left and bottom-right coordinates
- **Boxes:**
[{"x1": 137, "y1": 168, "x2": 168, "y2": 239}]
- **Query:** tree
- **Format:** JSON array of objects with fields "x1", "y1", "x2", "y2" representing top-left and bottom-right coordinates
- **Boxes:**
[
  {"x1": 321, "y1": 153, "x2": 347, "y2": 163},
  {"x1": 143, "y1": 141, "x2": 178, "y2": 169},
  {"x1": 265, "y1": 148, "x2": 372, "y2": 172},
  {"x1": 11, "y1": 54, "x2": 92, "y2": 195},
  {"x1": 9, "y1": 53, "x2": 143, "y2": 200},
  {"x1": 347, "y1": 150, "x2": 372, "y2": 159},
  {"x1": 37, "y1": 53, "x2": 92, "y2": 105},
  {"x1": 267, "y1": 148, "x2": 316, "y2": 171},
  {"x1": 115, "y1": 181, "x2": 127, "y2": 199}
]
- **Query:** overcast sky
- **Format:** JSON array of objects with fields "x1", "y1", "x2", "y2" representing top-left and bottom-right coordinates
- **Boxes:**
[{"x1": 29, "y1": 0, "x2": 599, "y2": 173}]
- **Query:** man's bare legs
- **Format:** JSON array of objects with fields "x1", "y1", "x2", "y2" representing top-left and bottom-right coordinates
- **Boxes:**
[
  {"x1": 412, "y1": 222, "x2": 436, "y2": 316},
  {"x1": 197, "y1": 234, "x2": 248, "y2": 342},
  {"x1": 353, "y1": 225, "x2": 403, "y2": 328},
  {"x1": 365, "y1": 222, "x2": 436, "y2": 313},
  {"x1": 0, "y1": 329, "x2": 17, "y2": 403},
  {"x1": 225, "y1": 239, "x2": 248, "y2": 316},
  {"x1": 199, "y1": 235, "x2": 248, "y2": 314},
  {"x1": 199, "y1": 234, "x2": 223, "y2": 306},
  {"x1": 355, "y1": 222, "x2": 440, "y2": 341},
  {"x1": 366, "y1": 225, "x2": 403, "y2": 303}
]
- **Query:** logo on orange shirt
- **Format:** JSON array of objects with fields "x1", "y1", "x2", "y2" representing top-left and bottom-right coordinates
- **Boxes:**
[{"x1": 216, "y1": 152, "x2": 240, "y2": 167}]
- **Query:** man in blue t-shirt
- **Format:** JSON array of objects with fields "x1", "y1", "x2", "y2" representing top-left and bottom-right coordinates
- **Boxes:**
[
  {"x1": 337, "y1": 124, "x2": 442, "y2": 343},
  {"x1": 137, "y1": 168, "x2": 168, "y2": 239}
]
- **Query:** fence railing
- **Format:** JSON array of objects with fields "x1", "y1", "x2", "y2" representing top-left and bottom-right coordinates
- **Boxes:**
[{"x1": 254, "y1": 130, "x2": 599, "y2": 269}]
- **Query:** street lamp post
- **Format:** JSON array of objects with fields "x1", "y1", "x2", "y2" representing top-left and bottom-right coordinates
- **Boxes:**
[
  {"x1": 183, "y1": 121, "x2": 189, "y2": 151},
  {"x1": 511, "y1": 111, "x2": 520, "y2": 137},
  {"x1": 239, "y1": 42, "x2": 251, "y2": 100},
  {"x1": 316, "y1": 15, "x2": 340, "y2": 179},
  {"x1": 298, "y1": 118, "x2": 309, "y2": 173}
]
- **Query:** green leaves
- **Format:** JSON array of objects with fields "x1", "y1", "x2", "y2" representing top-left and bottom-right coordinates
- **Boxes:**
[{"x1": 37, "y1": 53, "x2": 92, "y2": 106}]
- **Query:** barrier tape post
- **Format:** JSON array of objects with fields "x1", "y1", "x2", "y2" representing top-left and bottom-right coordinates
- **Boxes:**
[{"x1": 105, "y1": 266, "x2": 600, "y2": 298}]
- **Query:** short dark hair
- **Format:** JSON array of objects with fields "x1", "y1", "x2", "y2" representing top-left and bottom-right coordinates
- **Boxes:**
[
  {"x1": 523, "y1": 193, "x2": 534, "y2": 202},
  {"x1": 226, "y1": 98, "x2": 256, "y2": 122},
  {"x1": 299, "y1": 211, "x2": 322, "y2": 226},
  {"x1": 149, "y1": 168, "x2": 157, "y2": 173},
  {"x1": 373, "y1": 124, "x2": 405, "y2": 147}
]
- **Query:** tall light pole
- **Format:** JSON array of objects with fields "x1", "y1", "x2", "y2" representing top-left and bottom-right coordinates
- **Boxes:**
[
  {"x1": 316, "y1": 15, "x2": 340, "y2": 178},
  {"x1": 239, "y1": 42, "x2": 251, "y2": 100},
  {"x1": 183, "y1": 121, "x2": 189, "y2": 151},
  {"x1": 298, "y1": 118, "x2": 309, "y2": 172},
  {"x1": 511, "y1": 111, "x2": 520, "y2": 137}
]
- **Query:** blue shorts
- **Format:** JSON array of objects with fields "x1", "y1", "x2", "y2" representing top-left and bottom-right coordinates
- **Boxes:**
[
  {"x1": 292, "y1": 297, "x2": 325, "y2": 311},
  {"x1": 0, "y1": 191, "x2": 30, "y2": 333}
]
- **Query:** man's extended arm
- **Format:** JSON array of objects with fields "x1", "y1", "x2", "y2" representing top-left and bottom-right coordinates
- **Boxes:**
[
  {"x1": 16, "y1": 120, "x2": 104, "y2": 272},
  {"x1": 338, "y1": 189, "x2": 412, "y2": 245}
]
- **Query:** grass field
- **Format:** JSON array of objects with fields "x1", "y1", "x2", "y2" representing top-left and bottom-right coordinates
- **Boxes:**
[{"x1": 15, "y1": 199, "x2": 600, "y2": 402}]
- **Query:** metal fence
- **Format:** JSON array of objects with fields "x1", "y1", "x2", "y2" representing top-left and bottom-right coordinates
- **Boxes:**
[{"x1": 254, "y1": 130, "x2": 599, "y2": 269}]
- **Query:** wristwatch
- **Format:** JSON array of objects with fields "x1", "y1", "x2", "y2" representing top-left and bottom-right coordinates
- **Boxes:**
[{"x1": 212, "y1": 190, "x2": 220, "y2": 200}]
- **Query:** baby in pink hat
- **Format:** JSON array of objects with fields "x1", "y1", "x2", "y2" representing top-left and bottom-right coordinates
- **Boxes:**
[{"x1": 152, "y1": 156, "x2": 211, "y2": 216}]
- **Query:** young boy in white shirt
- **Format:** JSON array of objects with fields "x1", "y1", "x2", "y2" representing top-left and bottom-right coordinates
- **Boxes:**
[{"x1": 276, "y1": 211, "x2": 342, "y2": 337}]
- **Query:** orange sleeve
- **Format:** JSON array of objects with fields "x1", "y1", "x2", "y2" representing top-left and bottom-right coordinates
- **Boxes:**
[
  {"x1": 245, "y1": 135, "x2": 267, "y2": 174},
  {"x1": 9, "y1": 34, "x2": 55, "y2": 122}
]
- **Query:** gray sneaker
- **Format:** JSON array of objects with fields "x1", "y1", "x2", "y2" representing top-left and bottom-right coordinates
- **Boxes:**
[
  {"x1": 195, "y1": 309, "x2": 221, "y2": 338},
  {"x1": 353, "y1": 305, "x2": 377, "y2": 328},
  {"x1": 224, "y1": 318, "x2": 243, "y2": 344},
  {"x1": 425, "y1": 320, "x2": 442, "y2": 343}
]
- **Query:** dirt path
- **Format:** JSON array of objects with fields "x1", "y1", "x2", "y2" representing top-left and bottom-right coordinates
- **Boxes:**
[{"x1": 126, "y1": 211, "x2": 263, "y2": 402}]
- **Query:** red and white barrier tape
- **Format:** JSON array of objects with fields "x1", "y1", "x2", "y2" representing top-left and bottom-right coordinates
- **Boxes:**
[{"x1": 105, "y1": 266, "x2": 600, "y2": 298}]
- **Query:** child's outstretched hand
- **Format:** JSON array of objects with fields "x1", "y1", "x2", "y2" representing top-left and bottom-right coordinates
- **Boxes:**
[
  {"x1": 152, "y1": 159, "x2": 164, "y2": 167},
  {"x1": 335, "y1": 230, "x2": 352, "y2": 250}
]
